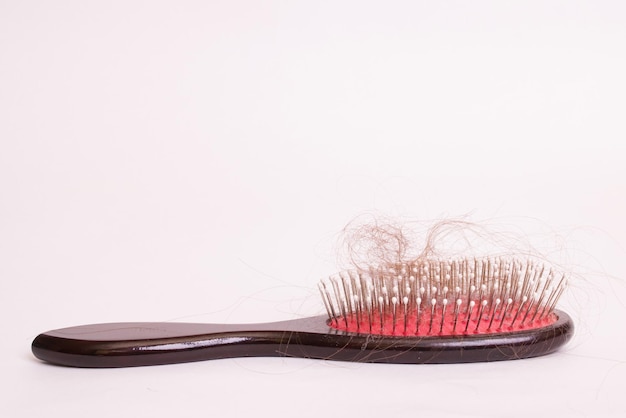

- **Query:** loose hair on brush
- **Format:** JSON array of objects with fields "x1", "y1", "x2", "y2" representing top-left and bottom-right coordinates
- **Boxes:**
[{"x1": 337, "y1": 215, "x2": 552, "y2": 271}]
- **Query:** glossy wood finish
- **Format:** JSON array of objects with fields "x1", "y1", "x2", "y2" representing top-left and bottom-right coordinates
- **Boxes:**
[{"x1": 32, "y1": 310, "x2": 573, "y2": 367}]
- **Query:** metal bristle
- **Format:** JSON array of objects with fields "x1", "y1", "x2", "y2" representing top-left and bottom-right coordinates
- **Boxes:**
[{"x1": 318, "y1": 257, "x2": 567, "y2": 336}]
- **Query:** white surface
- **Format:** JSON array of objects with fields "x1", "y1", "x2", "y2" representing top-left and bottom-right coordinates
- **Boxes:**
[{"x1": 1, "y1": 1, "x2": 625, "y2": 417}]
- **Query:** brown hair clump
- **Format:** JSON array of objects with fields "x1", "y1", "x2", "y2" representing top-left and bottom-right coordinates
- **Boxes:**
[{"x1": 337, "y1": 214, "x2": 544, "y2": 272}]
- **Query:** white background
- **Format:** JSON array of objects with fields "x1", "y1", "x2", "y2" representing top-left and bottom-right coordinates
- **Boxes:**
[{"x1": 1, "y1": 1, "x2": 625, "y2": 417}]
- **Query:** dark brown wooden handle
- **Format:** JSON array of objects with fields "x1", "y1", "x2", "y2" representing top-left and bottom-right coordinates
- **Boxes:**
[{"x1": 32, "y1": 311, "x2": 573, "y2": 368}]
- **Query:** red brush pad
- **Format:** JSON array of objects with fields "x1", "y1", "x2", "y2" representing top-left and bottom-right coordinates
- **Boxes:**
[{"x1": 329, "y1": 308, "x2": 558, "y2": 336}]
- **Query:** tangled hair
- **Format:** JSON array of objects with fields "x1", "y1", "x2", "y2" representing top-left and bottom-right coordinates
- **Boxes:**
[{"x1": 337, "y1": 214, "x2": 550, "y2": 272}]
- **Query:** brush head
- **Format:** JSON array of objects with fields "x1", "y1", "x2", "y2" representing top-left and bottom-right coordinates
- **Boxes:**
[{"x1": 319, "y1": 256, "x2": 567, "y2": 337}]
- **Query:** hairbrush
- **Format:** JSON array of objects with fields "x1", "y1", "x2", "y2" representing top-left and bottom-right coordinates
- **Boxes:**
[{"x1": 32, "y1": 256, "x2": 573, "y2": 367}]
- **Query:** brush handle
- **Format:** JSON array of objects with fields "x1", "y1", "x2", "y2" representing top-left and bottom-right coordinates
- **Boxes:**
[
  {"x1": 32, "y1": 316, "x2": 332, "y2": 368},
  {"x1": 32, "y1": 311, "x2": 573, "y2": 367}
]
